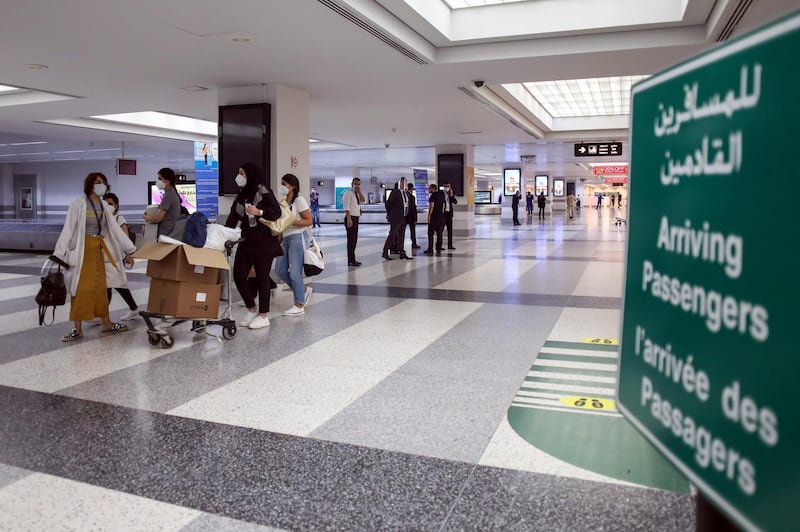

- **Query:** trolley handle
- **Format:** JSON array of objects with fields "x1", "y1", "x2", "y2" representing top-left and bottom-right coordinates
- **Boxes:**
[{"x1": 224, "y1": 238, "x2": 245, "y2": 256}]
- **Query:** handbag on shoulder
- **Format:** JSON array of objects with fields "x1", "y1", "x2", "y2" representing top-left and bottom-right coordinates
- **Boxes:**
[
  {"x1": 262, "y1": 200, "x2": 295, "y2": 236},
  {"x1": 35, "y1": 255, "x2": 69, "y2": 326}
]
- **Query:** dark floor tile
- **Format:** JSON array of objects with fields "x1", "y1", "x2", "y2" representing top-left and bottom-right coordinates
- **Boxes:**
[
  {"x1": 444, "y1": 466, "x2": 695, "y2": 531},
  {"x1": 0, "y1": 385, "x2": 473, "y2": 531}
]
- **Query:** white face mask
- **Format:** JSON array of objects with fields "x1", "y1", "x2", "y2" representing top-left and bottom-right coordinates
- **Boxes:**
[
  {"x1": 278, "y1": 185, "x2": 289, "y2": 198},
  {"x1": 156, "y1": 179, "x2": 166, "y2": 190},
  {"x1": 93, "y1": 183, "x2": 107, "y2": 196},
  {"x1": 235, "y1": 174, "x2": 247, "y2": 188}
]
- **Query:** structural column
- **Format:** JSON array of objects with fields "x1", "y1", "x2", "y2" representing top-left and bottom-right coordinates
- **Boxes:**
[
  {"x1": 436, "y1": 144, "x2": 475, "y2": 239},
  {"x1": 218, "y1": 84, "x2": 309, "y2": 192}
]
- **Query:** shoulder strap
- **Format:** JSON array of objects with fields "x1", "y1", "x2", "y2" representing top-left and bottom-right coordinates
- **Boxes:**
[{"x1": 253, "y1": 185, "x2": 268, "y2": 205}]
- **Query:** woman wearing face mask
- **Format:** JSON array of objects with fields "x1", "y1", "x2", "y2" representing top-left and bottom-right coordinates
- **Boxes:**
[
  {"x1": 54, "y1": 172, "x2": 136, "y2": 341},
  {"x1": 102, "y1": 192, "x2": 140, "y2": 321},
  {"x1": 275, "y1": 174, "x2": 313, "y2": 316},
  {"x1": 143, "y1": 167, "x2": 182, "y2": 238},
  {"x1": 224, "y1": 163, "x2": 282, "y2": 329}
]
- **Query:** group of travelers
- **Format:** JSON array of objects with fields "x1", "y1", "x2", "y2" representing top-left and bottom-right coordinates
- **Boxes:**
[{"x1": 54, "y1": 163, "x2": 317, "y2": 342}]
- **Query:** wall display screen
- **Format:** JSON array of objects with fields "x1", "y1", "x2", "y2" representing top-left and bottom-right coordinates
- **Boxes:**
[
  {"x1": 503, "y1": 168, "x2": 521, "y2": 195},
  {"x1": 437, "y1": 153, "x2": 464, "y2": 196},
  {"x1": 218, "y1": 103, "x2": 270, "y2": 196},
  {"x1": 116, "y1": 158, "x2": 137, "y2": 176},
  {"x1": 535, "y1": 175, "x2": 548, "y2": 196},
  {"x1": 553, "y1": 179, "x2": 565, "y2": 197},
  {"x1": 474, "y1": 191, "x2": 492, "y2": 204},
  {"x1": 148, "y1": 181, "x2": 197, "y2": 214}
]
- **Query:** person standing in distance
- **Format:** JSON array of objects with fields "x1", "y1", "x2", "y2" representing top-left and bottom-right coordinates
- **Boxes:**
[
  {"x1": 343, "y1": 177, "x2": 365, "y2": 266},
  {"x1": 309, "y1": 186, "x2": 320, "y2": 228},
  {"x1": 511, "y1": 189, "x2": 521, "y2": 226},
  {"x1": 566, "y1": 190, "x2": 576, "y2": 219},
  {"x1": 442, "y1": 181, "x2": 458, "y2": 249},
  {"x1": 382, "y1": 177, "x2": 413, "y2": 260},
  {"x1": 424, "y1": 183, "x2": 445, "y2": 255},
  {"x1": 537, "y1": 191, "x2": 546, "y2": 221}
]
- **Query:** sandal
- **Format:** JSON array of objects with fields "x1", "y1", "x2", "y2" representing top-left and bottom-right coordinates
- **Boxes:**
[
  {"x1": 101, "y1": 322, "x2": 128, "y2": 334},
  {"x1": 62, "y1": 328, "x2": 83, "y2": 342}
]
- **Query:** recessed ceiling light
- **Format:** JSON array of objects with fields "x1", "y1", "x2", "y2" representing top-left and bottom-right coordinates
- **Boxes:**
[
  {"x1": 181, "y1": 85, "x2": 209, "y2": 91},
  {"x1": 24, "y1": 64, "x2": 48, "y2": 70},
  {"x1": 10, "y1": 141, "x2": 47, "y2": 146},
  {"x1": 309, "y1": 138, "x2": 320, "y2": 143},
  {"x1": 231, "y1": 37, "x2": 251, "y2": 43}
]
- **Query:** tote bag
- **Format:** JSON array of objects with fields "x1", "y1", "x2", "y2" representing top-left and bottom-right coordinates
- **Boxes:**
[{"x1": 262, "y1": 200, "x2": 294, "y2": 236}]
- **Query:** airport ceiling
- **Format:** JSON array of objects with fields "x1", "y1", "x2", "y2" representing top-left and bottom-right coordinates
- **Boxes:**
[{"x1": 0, "y1": 0, "x2": 794, "y2": 178}]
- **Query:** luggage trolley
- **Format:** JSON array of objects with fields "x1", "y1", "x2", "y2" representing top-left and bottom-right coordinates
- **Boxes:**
[{"x1": 139, "y1": 239, "x2": 242, "y2": 348}]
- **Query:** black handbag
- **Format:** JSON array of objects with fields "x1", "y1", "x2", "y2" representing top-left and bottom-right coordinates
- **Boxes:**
[{"x1": 35, "y1": 255, "x2": 69, "y2": 326}]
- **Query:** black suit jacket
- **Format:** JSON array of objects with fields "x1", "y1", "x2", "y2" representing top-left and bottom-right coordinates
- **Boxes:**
[
  {"x1": 406, "y1": 192, "x2": 417, "y2": 223},
  {"x1": 385, "y1": 188, "x2": 408, "y2": 224}
]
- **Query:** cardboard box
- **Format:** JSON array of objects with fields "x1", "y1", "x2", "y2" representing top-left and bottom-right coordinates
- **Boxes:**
[
  {"x1": 147, "y1": 279, "x2": 221, "y2": 318},
  {"x1": 133, "y1": 242, "x2": 229, "y2": 283}
]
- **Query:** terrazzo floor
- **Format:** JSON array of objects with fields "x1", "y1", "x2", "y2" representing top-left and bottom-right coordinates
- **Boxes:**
[{"x1": 0, "y1": 207, "x2": 696, "y2": 531}]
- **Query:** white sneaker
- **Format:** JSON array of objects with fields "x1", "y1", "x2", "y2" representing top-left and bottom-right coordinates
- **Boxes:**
[
  {"x1": 304, "y1": 286, "x2": 313, "y2": 305},
  {"x1": 120, "y1": 308, "x2": 139, "y2": 321},
  {"x1": 239, "y1": 310, "x2": 258, "y2": 327},
  {"x1": 283, "y1": 306, "x2": 305, "y2": 316},
  {"x1": 248, "y1": 315, "x2": 271, "y2": 329}
]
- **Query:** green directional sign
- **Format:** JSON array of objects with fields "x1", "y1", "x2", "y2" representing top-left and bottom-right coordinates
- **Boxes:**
[{"x1": 617, "y1": 11, "x2": 799, "y2": 532}]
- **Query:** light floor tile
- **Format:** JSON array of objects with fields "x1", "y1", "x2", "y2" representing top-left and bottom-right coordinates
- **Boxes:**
[
  {"x1": 478, "y1": 416, "x2": 639, "y2": 487},
  {"x1": 0, "y1": 286, "x2": 150, "y2": 334},
  {"x1": 0, "y1": 280, "x2": 41, "y2": 301},
  {"x1": 0, "y1": 273, "x2": 33, "y2": 281},
  {"x1": 169, "y1": 300, "x2": 480, "y2": 436},
  {"x1": 180, "y1": 513, "x2": 285, "y2": 531},
  {"x1": 0, "y1": 326, "x2": 182, "y2": 393},
  {"x1": 0, "y1": 472, "x2": 200, "y2": 531},
  {"x1": 548, "y1": 307, "x2": 622, "y2": 342},
  {"x1": 572, "y1": 261, "x2": 625, "y2": 297},
  {"x1": 434, "y1": 259, "x2": 537, "y2": 291}
]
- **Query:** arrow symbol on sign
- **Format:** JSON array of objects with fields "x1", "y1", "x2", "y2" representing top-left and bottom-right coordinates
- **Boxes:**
[{"x1": 578, "y1": 146, "x2": 586, "y2": 154}]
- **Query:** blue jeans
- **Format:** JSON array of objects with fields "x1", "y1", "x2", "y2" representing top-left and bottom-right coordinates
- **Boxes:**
[
  {"x1": 276, "y1": 232, "x2": 307, "y2": 305},
  {"x1": 311, "y1": 206, "x2": 320, "y2": 226}
]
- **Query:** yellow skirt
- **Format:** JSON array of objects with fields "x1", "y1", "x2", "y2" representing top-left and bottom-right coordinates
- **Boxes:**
[{"x1": 69, "y1": 237, "x2": 110, "y2": 321}]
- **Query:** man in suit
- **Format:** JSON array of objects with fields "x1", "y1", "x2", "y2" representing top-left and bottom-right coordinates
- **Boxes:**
[
  {"x1": 383, "y1": 177, "x2": 413, "y2": 260},
  {"x1": 512, "y1": 189, "x2": 521, "y2": 225},
  {"x1": 442, "y1": 181, "x2": 457, "y2": 250},
  {"x1": 406, "y1": 182, "x2": 420, "y2": 249}
]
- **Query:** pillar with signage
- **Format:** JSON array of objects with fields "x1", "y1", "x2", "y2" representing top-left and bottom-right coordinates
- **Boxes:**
[
  {"x1": 617, "y1": 12, "x2": 798, "y2": 531},
  {"x1": 218, "y1": 84, "x2": 309, "y2": 216},
  {"x1": 436, "y1": 144, "x2": 475, "y2": 238}
]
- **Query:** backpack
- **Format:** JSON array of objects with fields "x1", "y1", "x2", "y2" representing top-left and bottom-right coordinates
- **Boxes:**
[
  {"x1": 35, "y1": 255, "x2": 69, "y2": 326},
  {"x1": 183, "y1": 211, "x2": 209, "y2": 247}
]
